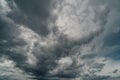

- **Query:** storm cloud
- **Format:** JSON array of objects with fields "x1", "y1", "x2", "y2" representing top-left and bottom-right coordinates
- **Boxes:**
[{"x1": 0, "y1": 0, "x2": 120, "y2": 80}]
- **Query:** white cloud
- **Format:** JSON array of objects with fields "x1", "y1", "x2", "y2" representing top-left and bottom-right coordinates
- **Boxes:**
[
  {"x1": 15, "y1": 25, "x2": 59, "y2": 66},
  {"x1": 0, "y1": 0, "x2": 11, "y2": 15},
  {"x1": 50, "y1": 0, "x2": 120, "y2": 79},
  {"x1": 53, "y1": 0, "x2": 103, "y2": 40},
  {"x1": 97, "y1": 59, "x2": 120, "y2": 77},
  {"x1": 49, "y1": 57, "x2": 73, "y2": 75}
]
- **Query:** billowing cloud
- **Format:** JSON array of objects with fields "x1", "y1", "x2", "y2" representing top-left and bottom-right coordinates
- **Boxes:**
[{"x1": 0, "y1": 0, "x2": 120, "y2": 80}]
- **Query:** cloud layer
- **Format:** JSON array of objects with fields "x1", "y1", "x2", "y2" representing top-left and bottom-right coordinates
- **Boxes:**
[{"x1": 0, "y1": 0, "x2": 120, "y2": 80}]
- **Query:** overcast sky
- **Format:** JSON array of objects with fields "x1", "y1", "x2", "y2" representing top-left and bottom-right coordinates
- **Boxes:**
[{"x1": 0, "y1": 0, "x2": 120, "y2": 80}]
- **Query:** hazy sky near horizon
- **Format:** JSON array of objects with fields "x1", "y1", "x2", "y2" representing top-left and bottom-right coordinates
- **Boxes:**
[{"x1": 0, "y1": 0, "x2": 120, "y2": 80}]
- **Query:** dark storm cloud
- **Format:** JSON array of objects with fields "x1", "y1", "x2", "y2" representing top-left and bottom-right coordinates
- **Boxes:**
[
  {"x1": 0, "y1": 16, "x2": 28, "y2": 67},
  {"x1": 1, "y1": 0, "x2": 68, "y2": 79},
  {"x1": 14, "y1": 0, "x2": 51, "y2": 19},
  {"x1": 1, "y1": 0, "x2": 120, "y2": 80},
  {"x1": 0, "y1": 1, "x2": 106, "y2": 80},
  {"x1": 8, "y1": 0, "x2": 53, "y2": 36}
]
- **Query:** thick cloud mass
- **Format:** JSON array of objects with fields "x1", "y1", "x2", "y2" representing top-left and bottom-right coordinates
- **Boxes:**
[{"x1": 0, "y1": 0, "x2": 120, "y2": 80}]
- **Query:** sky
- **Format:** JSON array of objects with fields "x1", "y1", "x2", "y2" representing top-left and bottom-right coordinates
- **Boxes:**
[{"x1": 0, "y1": 0, "x2": 120, "y2": 80}]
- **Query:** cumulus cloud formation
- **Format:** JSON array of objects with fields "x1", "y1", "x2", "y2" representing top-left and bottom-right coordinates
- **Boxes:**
[{"x1": 0, "y1": 0, "x2": 120, "y2": 80}]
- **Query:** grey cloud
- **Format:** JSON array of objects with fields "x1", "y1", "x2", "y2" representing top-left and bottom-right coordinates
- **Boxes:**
[
  {"x1": 7, "y1": 0, "x2": 53, "y2": 36},
  {"x1": 81, "y1": 75, "x2": 110, "y2": 80},
  {"x1": 14, "y1": 0, "x2": 51, "y2": 19},
  {"x1": 81, "y1": 53, "x2": 97, "y2": 59},
  {"x1": 1, "y1": 0, "x2": 120, "y2": 80},
  {"x1": 105, "y1": 77, "x2": 120, "y2": 80},
  {"x1": 113, "y1": 69, "x2": 119, "y2": 73}
]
